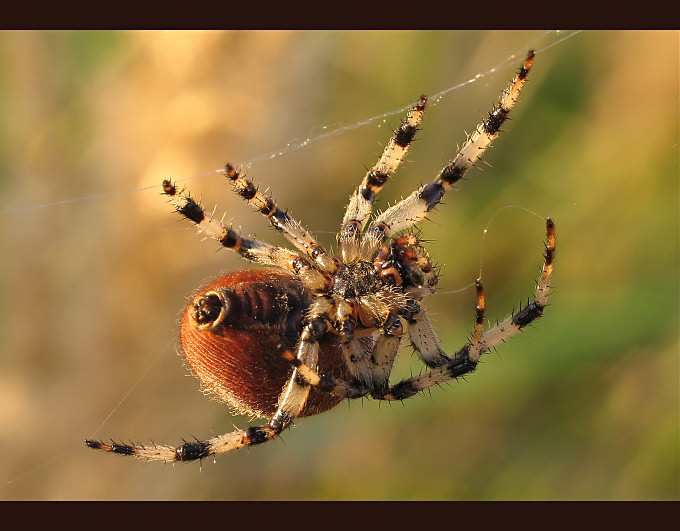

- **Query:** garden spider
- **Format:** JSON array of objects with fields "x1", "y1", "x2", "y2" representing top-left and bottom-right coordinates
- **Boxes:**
[{"x1": 87, "y1": 50, "x2": 554, "y2": 463}]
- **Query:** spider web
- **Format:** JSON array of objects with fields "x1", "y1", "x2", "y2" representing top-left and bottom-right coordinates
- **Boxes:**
[{"x1": 0, "y1": 30, "x2": 580, "y2": 216}]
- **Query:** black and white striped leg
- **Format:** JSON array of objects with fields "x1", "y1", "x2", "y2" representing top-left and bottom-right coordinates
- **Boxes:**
[
  {"x1": 472, "y1": 218, "x2": 554, "y2": 352},
  {"x1": 379, "y1": 217, "x2": 554, "y2": 401},
  {"x1": 85, "y1": 299, "x2": 346, "y2": 463},
  {"x1": 282, "y1": 321, "x2": 405, "y2": 401},
  {"x1": 339, "y1": 96, "x2": 427, "y2": 263},
  {"x1": 86, "y1": 421, "x2": 287, "y2": 463},
  {"x1": 363, "y1": 51, "x2": 535, "y2": 248},
  {"x1": 283, "y1": 305, "x2": 406, "y2": 400},
  {"x1": 280, "y1": 350, "x2": 369, "y2": 400},
  {"x1": 223, "y1": 164, "x2": 338, "y2": 274},
  {"x1": 162, "y1": 180, "x2": 328, "y2": 292}
]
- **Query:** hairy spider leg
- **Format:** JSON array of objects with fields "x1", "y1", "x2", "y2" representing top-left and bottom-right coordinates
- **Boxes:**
[
  {"x1": 86, "y1": 425, "x2": 279, "y2": 463},
  {"x1": 161, "y1": 180, "x2": 328, "y2": 292},
  {"x1": 224, "y1": 164, "x2": 338, "y2": 274},
  {"x1": 364, "y1": 50, "x2": 535, "y2": 253},
  {"x1": 274, "y1": 296, "x2": 335, "y2": 421},
  {"x1": 380, "y1": 217, "x2": 554, "y2": 400},
  {"x1": 86, "y1": 298, "x2": 336, "y2": 462},
  {"x1": 339, "y1": 96, "x2": 427, "y2": 263},
  {"x1": 407, "y1": 311, "x2": 450, "y2": 368}
]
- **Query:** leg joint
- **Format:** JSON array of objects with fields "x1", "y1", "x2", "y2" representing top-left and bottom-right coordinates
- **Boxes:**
[
  {"x1": 512, "y1": 302, "x2": 545, "y2": 328},
  {"x1": 175, "y1": 441, "x2": 211, "y2": 462}
]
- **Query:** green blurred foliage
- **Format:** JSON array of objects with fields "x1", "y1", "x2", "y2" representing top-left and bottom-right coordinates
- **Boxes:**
[{"x1": 0, "y1": 30, "x2": 677, "y2": 500}]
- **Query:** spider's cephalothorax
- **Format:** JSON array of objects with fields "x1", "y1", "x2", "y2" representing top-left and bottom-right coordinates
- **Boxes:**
[{"x1": 87, "y1": 50, "x2": 556, "y2": 463}]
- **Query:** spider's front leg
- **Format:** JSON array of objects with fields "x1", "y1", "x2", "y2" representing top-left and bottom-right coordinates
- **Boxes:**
[
  {"x1": 364, "y1": 50, "x2": 535, "y2": 250},
  {"x1": 339, "y1": 95, "x2": 427, "y2": 263}
]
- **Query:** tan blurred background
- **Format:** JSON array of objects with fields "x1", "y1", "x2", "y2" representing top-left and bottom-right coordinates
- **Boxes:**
[{"x1": 0, "y1": 30, "x2": 677, "y2": 500}]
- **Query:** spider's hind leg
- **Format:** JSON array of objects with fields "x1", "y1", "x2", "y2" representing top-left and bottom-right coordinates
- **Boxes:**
[
  {"x1": 86, "y1": 298, "x2": 353, "y2": 463},
  {"x1": 376, "y1": 217, "x2": 554, "y2": 401},
  {"x1": 86, "y1": 424, "x2": 282, "y2": 463}
]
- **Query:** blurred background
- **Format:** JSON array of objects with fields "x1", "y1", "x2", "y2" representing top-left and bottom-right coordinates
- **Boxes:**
[{"x1": 0, "y1": 30, "x2": 677, "y2": 500}]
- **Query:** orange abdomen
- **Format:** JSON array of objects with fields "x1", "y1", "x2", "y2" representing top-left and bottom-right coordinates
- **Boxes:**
[{"x1": 180, "y1": 268, "x2": 352, "y2": 418}]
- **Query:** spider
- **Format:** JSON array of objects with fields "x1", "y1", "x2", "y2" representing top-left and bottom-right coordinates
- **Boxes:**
[{"x1": 86, "y1": 50, "x2": 554, "y2": 463}]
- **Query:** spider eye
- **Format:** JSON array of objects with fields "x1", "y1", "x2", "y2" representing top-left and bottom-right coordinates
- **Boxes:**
[{"x1": 192, "y1": 290, "x2": 228, "y2": 327}]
